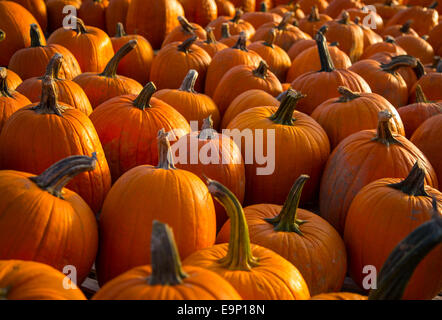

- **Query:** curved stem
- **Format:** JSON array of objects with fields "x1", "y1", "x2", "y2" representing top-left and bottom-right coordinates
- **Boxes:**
[
  {"x1": 31, "y1": 76, "x2": 67, "y2": 116},
  {"x1": 0, "y1": 68, "x2": 12, "y2": 98},
  {"x1": 74, "y1": 18, "x2": 88, "y2": 34},
  {"x1": 156, "y1": 129, "x2": 176, "y2": 170},
  {"x1": 44, "y1": 53, "x2": 63, "y2": 80},
  {"x1": 368, "y1": 196, "x2": 441, "y2": 300},
  {"x1": 252, "y1": 61, "x2": 269, "y2": 79},
  {"x1": 133, "y1": 82, "x2": 156, "y2": 110},
  {"x1": 115, "y1": 22, "x2": 127, "y2": 37},
  {"x1": 232, "y1": 32, "x2": 248, "y2": 51},
  {"x1": 265, "y1": 175, "x2": 310, "y2": 235},
  {"x1": 220, "y1": 23, "x2": 231, "y2": 40},
  {"x1": 179, "y1": 69, "x2": 198, "y2": 93},
  {"x1": 263, "y1": 28, "x2": 276, "y2": 48},
  {"x1": 308, "y1": 5, "x2": 320, "y2": 22},
  {"x1": 372, "y1": 110, "x2": 403, "y2": 146},
  {"x1": 339, "y1": 11, "x2": 350, "y2": 25},
  {"x1": 399, "y1": 20, "x2": 412, "y2": 34},
  {"x1": 316, "y1": 28, "x2": 335, "y2": 72},
  {"x1": 30, "y1": 24, "x2": 43, "y2": 47},
  {"x1": 178, "y1": 36, "x2": 197, "y2": 53},
  {"x1": 269, "y1": 89, "x2": 305, "y2": 125},
  {"x1": 178, "y1": 16, "x2": 196, "y2": 34},
  {"x1": 206, "y1": 178, "x2": 259, "y2": 270},
  {"x1": 337, "y1": 86, "x2": 361, "y2": 102},
  {"x1": 100, "y1": 40, "x2": 137, "y2": 78},
  {"x1": 414, "y1": 85, "x2": 428, "y2": 103},
  {"x1": 148, "y1": 220, "x2": 188, "y2": 285},
  {"x1": 278, "y1": 12, "x2": 293, "y2": 31},
  {"x1": 29, "y1": 154, "x2": 97, "y2": 198},
  {"x1": 204, "y1": 27, "x2": 217, "y2": 44},
  {"x1": 230, "y1": 9, "x2": 242, "y2": 24},
  {"x1": 198, "y1": 116, "x2": 217, "y2": 140},
  {"x1": 381, "y1": 55, "x2": 417, "y2": 73},
  {"x1": 387, "y1": 161, "x2": 429, "y2": 197}
]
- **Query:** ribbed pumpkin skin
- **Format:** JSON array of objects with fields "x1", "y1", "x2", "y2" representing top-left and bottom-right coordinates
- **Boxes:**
[
  {"x1": 195, "y1": 38, "x2": 228, "y2": 58},
  {"x1": 311, "y1": 92, "x2": 405, "y2": 149},
  {"x1": 360, "y1": 41, "x2": 407, "y2": 61},
  {"x1": 207, "y1": 16, "x2": 256, "y2": 40},
  {"x1": 126, "y1": 0, "x2": 184, "y2": 49},
  {"x1": 386, "y1": 5, "x2": 439, "y2": 36},
  {"x1": 428, "y1": 22, "x2": 442, "y2": 56},
  {"x1": 4, "y1": 69, "x2": 22, "y2": 90},
  {"x1": 0, "y1": 1, "x2": 46, "y2": 66},
  {"x1": 184, "y1": 243, "x2": 310, "y2": 300},
  {"x1": 79, "y1": 0, "x2": 109, "y2": 30},
  {"x1": 395, "y1": 35, "x2": 434, "y2": 65},
  {"x1": 179, "y1": 0, "x2": 218, "y2": 27},
  {"x1": 0, "y1": 171, "x2": 98, "y2": 284},
  {"x1": 0, "y1": 106, "x2": 111, "y2": 214},
  {"x1": 96, "y1": 166, "x2": 216, "y2": 285},
  {"x1": 398, "y1": 102, "x2": 442, "y2": 138},
  {"x1": 89, "y1": 95, "x2": 191, "y2": 181},
  {"x1": 298, "y1": 14, "x2": 332, "y2": 37},
  {"x1": 319, "y1": 130, "x2": 438, "y2": 234},
  {"x1": 230, "y1": 0, "x2": 255, "y2": 12},
  {"x1": 409, "y1": 73, "x2": 442, "y2": 103},
  {"x1": 311, "y1": 292, "x2": 367, "y2": 300},
  {"x1": 93, "y1": 265, "x2": 242, "y2": 300},
  {"x1": 227, "y1": 106, "x2": 330, "y2": 206},
  {"x1": 216, "y1": 204, "x2": 347, "y2": 296},
  {"x1": 344, "y1": 179, "x2": 442, "y2": 300},
  {"x1": 221, "y1": 89, "x2": 279, "y2": 128},
  {"x1": 105, "y1": 0, "x2": 131, "y2": 36},
  {"x1": 0, "y1": 260, "x2": 86, "y2": 300},
  {"x1": 324, "y1": 0, "x2": 363, "y2": 18},
  {"x1": 411, "y1": 115, "x2": 442, "y2": 189},
  {"x1": 0, "y1": 91, "x2": 30, "y2": 132},
  {"x1": 161, "y1": 23, "x2": 207, "y2": 48},
  {"x1": 252, "y1": 22, "x2": 311, "y2": 51},
  {"x1": 9, "y1": 0, "x2": 48, "y2": 32},
  {"x1": 241, "y1": 11, "x2": 283, "y2": 30},
  {"x1": 287, "y1": 39, "x2": 316, "y2": 61}
]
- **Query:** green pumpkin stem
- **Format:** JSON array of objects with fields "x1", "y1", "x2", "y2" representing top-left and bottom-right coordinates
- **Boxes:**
[
  {"x1": 337, "y1": 86, "x2": 361, "y2": 102},
  {"x1": 368, "y1": 197, "x2": 441, "y2": 300},
  {"x1": 232, "y1": 32, "x2": 248, "y2": 51},
  {"x1": 115, "y1": 22, "x2": 127, "y2": 37},
  {"x1": 74, "y1": 18, "x2": 88, "y2": 34},
  {"x1": 29, "y1": 154, "x2": 97, "y2": 198},
  {"x1": 148, "y1": 220, "x2": 188, "y2": 285},
  {"x1": 263, "y1": 28, "x2": 276, "y2": 48},
  {"x1": 414, "y1": 85, "x2": 429, "y2": 103},
  {"x1": 156, "y1": 129, "x2": 176, "y2": 170},
  {"x1": 399, "y1": 20, "x2": 412, "y2": 33},
  {"x1": 252, "y1": 61, "x2": 269, "y2": 79},
  {"x1": 0, "y1": 68, "x2": 12, "y2": 98},
  {"x1": 265, "y1": 175, "x2": 310, "y2": 235},
  {"x1": 31, "y1": 76, "x2": 67, "y2": 116},
  {"x1": 179, "y1": 69, "x2": 198, "y2": 93},
  {"x1": 270, "y1": 89, "x2": 305, "y2": 125},
  {"x1": 308, "y1": 5, "x2": 320, "y2": 22},
  {"x1": 100, "y1": 39, "x2": 137, "y2": 78},
  {"x1": 178, "y1": 36, "x2": 197, "y2": 53},
  {"x1": 231, "y1": 9, "x2": 243, "y2": 23},
  {"x1": 206, "y1": 178, "x2": 259, "y2": 270},
  {"x1": 372, "y1": 110, "x2": 403, "y2": 146},
  {"x1": 204, "y1": 27, "x2": 217, "y2": 44},
  {"x1": 316, "y1": 27, "x2": 335, "y2": 72},
  {"x1": 387, "y1": 161, "x2": 429, "y2": 197},
  {"x1": 221, "y1": 23, "x2": 231, "y2": 40},
  {"x1": 30, "y1": 24, "x2": 43, "y2": 47},
  {"x1": 178, "y1": 16, "x2": 196, "y2": 34},
  {"x1": 133, "y1": 82, "x2": 156, "y2": 110},
  {"x1": 44, "y1": 53, "x2": 63, "y2": 80},
  {"x1": 198, "y1": 116, "x2": 216, "y2": 140}
]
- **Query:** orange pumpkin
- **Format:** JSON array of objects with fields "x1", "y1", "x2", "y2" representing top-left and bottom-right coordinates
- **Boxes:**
[
  {"x1": 287, "y1": 38, "x2": 316, "y2": 60},
  {"x1": 0, "y1": 155, "x2": 99, "y2": 283},
  {"x1": 96, "y1": 130, "x2": 216, "y2": 285},
  {"x1": 339, "y1": 7, "x2": 384, "y2": 31},
  {"x1": 298, "y1": 0, "x2": 329, "y2": 13},
  {"x1": 386, "y1": 3, "x2": 439, "y2": 36},
  {"x1": 242, "y1": 2, "x2": 283, "y2": 29},
  {"x1": 195, "y1": 27, "x2": 229, "y2": 57},
  {"x1": 394, "y1": 35, "x2": 434, "y2": 65},
  {"x1": 409, "y1": 62, "x2": 442, "y2": 102},
  {"x1": 381, "y1": 20, "x2": 419, "y2": 38},
  {"x1": 7, "y1": 0, "x2": 47, "y2": 32},
  {"x1": 162, "y1": 16, "x2": 207, "y2": 48},
  {"x1": 207, "y1": 9, "x2": 256, "y2": 40},
  {"x1": 180, "y1": 0, "x2": 218, "y2": 27},
  {"x1": 219, "y1": 23, "x2": 249, "y2": 47},
  {"x1": 184, "y1": 178, "x2": 311, "y2": 300},
  {"x1": 229, "y1": 0, "x2": 256, "y2": 12},
  {"x1": 215, "y1": 0, "x2": 235, "y2": 17},
  {"x1": 361, "y1": 37, "x2": 407, "y2": 60},
  {"x1": 324, "y1": 0, "x2": 363, "y2": 18},
  {"x1": 79, "y1": 0, "x2": 109, "y2": 30},
  {"x1": 105, "y1": 0, "x2": 131, "y2": 36},
  {"x1": 353, "y1": 16, "x2": 383, "y2": 48},
  {"x1": 374, "y1": 0, "x2": 406, "y2": 23},
  {"x1": 2, "y1": 68, "x2": 22, "y2": 90},
  {"x1": 299, "y1": 6, "x2": 333, "y2": 37},
  {"x1": 428, "y1": 21, "x2": 442, "y2": 56}
]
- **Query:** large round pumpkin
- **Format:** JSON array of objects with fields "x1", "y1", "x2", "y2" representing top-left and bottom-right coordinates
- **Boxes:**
[
  {"x1": 78, "y1": 0, "x2": 109, "y2": 30},
  {"x1": 298, "y1": 6, "x2": 333, "y2": 37},
  {"x1": 105, "y1": 0, "x2": 131, "y2": 36},
  {"x1": 180, "y1": 0, "x2": 218, "y2": 27},
  {"x1": 386, "y1": 3, "x2": 439, "y2": 36}
]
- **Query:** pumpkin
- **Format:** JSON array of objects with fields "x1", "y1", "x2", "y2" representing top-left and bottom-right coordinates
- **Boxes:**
[
  {"x1": 96, "y1": 129, "x2": 216, "y2": 285},
  {"x1": 8, "y1": 24, "x2": 81, "y2": 81},
  {"x1": 324, "y1": 0, "x2": 363, "y2": 18},
  {"x1": 242, "y1": 2, "x2": 283, "y2": 30},
  {"x1": 7, "y1": 0, "x2": 47, "y2": 32},
  {"x1": 0, "y1": 76, "x2": 112, "y2": 214},
  {"x1": 219, "y1": 23, "x2": 249, "y2": 47},
  {"x1": 205, "y1": 33, "x2": 261, "y2": 97},
  {"x1": 184, "y1": 178, "x2": 311, "y2": 300},
  {"x1": 0, "y1": 260, "x2": 86, "y2": 300},
  {"x1": 270, "y1": 2, "x2": 305, "y2": 20},
  {"x1": 213, "y1": 61, "x2": 283, "y2": 115},
  {"x1": 428, "y1": 21, "x2": 442, "y2": 56},
  {"x1": 227, "y1": 90, "x2": 330, "y2": 205},
  {"x1": 298, "y1": 0, "x2": 329, "y2": 13},
  {"x1": 207, "y1": 9, "x2": 256, "y2": 40},
  {"x1": 105, "y1": 0, "x2": 131, "y2": 36},
  {"x1": 230, "y1": 0, "x2": 256, "y2": 12},
  {"x1": 254, "y1": 0, "x2": 273, "y2": 11},
  {"x1": 215, "y1": 0, "x2": 235, "y2": 17},
  {"x1": 386, "y1": 3, "x2": 439, "y2": 36},
  {"x1": 153, "y1": 70, "x2": 220, "y2": 130},
  {"x1": 374, "y1": 0, "x2": 406, "y2": 23},
  {"x1": 221, "y1": 89, "x2": 279, "y2": 128},
  {"x1": 398, "y1": 85, "x2": 442, "y2": 138},
  {"x1": 73, "y1": 40, "x2": 143, "y2": 109},
  {"x1": 179, "y1": 0, "x2": 218, "y2": 27},
  {"x1": 319, "y1": 110, "x2": 438, "y2": 234},
  {"x1": 46, "y1": 0, "x2": 81, "y2": 33},
  {"x1": 339, "y1": 7, "x2": 384, "y2": 31},
  {"x1": 287, "y1": 38, "x2": 316, "y2": 60},
  {"x1": 216, "y1": 175, "x2": 347, "y2": 296},
  {"x1": 93, "y1": 221, "x2": 242, "y2": 300},
  {"x1": 174, "y1": 117, "x2": 245, "y2": 229},
  {"x1": 89, "y1": 82, "x2": 190, "y2": 181},
  {"x1": 322, "y1": 11, "x2": 364, "y2": 62},
  {"x1": 409, "y1": 61, "x2": 442, "y2": 102},
  {"x1": 0, "y1": 1, "x2": 45, "y2": 66},
  {"x1": 150, "y1": 37, "x2": 212, "y2": 92},
  {"x1": 349, "y1": 56, "x2": 421, "y2": 108},
  {"x1": 344, "y1": 162, "x2": 442, "y2": 299},
  {"x1": 360, "y1": 37, "x2": 407, "y2": 60},
  {"x1": 311, "y1": 86, "x2": 405, "y2": 149},
  {"x1": 47, "y1": 18, "x2": 114, "y2": 73},
  {"x1": 353, "y1": 16, "x2": 383, "y2": 48},
  {"x1": 394, "y1": 35, "x2": 434, "y2": 65},
  {"x1": 0, "y1": 67, "x2": 31, "y2": 132},
  {"x1": 16, "y1": 53, "x2": 93, "y2": 116},
  {"x1": 298, "y1": 5, "x2": 333, "y2": 37},
  {"x1": 291, "y1": 30, "x2": 371, "y2": 115},
  {"x1": 79, "y1": 0, "x2": 109, "y2": 30},
  {"x1": 3, "y1": 68, "x2": 22, "y2": 90},
  {"x1": 247, "y1": 28, "x2": 292, "y2": 81},
  {"x1": 381, "y1": 20, "x2": 419, "y2": 38},
  {"x1": 411, "y1": 114, "x2": 442, "y2": 189},
  {"x1": 424, "y1": 56, "x2": 441, "y2": 74},
  {"x1": 162, "y1": 16, "x2": 207, "y2": 48},
  {"x1": 195, "y1": 27, "x2": 229, "y2": 58},
  {"x1": 126, "y1": 0, "x2": 184, "y2": 49},
  {"x1": 0, "y1": 154, "x2": 99, "y2": 283},
  {"x1": 111, "y1": 23, "x2": 154, "y2": 85}
]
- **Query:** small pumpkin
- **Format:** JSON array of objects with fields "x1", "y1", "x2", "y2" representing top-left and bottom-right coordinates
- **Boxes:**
[
  {"x1": 179, "y1": 0, "x2": 218, "y2": 27},
  {"x1": 394, "y1": 35, "x2": 434, "y2": 65},
  {"x1": 162, "y1": 16, "x2": 207, "y2": 48},
  {"x1": 353, "y1": 16, "x2": 383, "y2": 48},
  {"x1": 79, "y1": 0, "x2": 109, "y2": 30},
  {"x1": 286, "y1": 38, "x2": 316, "y2": 60},
  {"x1": 105, "y1": 0, "x2": 131, "y2": 36},
  {"x1": 381, "y1": 20, "x2": 419, "y2": 38},
  {"x1": 219, "y1": 23, "x2": 248, "y2": 47},
  {"x1": 242, "y1": 2, "x2": 283, "y2": 30},
  {"x1": 298, "y1": 5, "x2": 333, "y2": 37},
  {"x1": 195, "y1": 27, "x2": 229, "y2": 58},
  {"x1": 360, "y1": 36, "x2": 407, "y2": 60},
  {"x1": 339, "y1": 7, "x2": 384, "y2": 31},
  {"x1": 207, "y1": 9, "x2": 256, "y2": 40}
]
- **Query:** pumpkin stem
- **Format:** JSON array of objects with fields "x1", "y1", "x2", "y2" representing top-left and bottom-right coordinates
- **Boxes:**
[
  {"x1": 30, "y1": 24, "x2": 43, "y2": 47},
  {"x1": 330, "y1": 41, "x2": 339, "y2": 46},
  {"x1": 252, "y1": 61, "x2": 269, "y2": 79},
  {"x1": 221, "y1": 23, "x2": 231, "y2": 40},
  {"x1": 308, "y1": 5, "x2": 320, "y2": 22},
  {"x1": 115, "y1": 22, "x2": 127, "y2": 37},
  {"x1": 414, "y1": 85, "x2": 429, "y2": 103},
  {"x1": 206, "y1": 178, "x2": 259, "y2": 270},
  {"x1": 337, "y1": 86, "x2": 361, "y2": 102},
  {"x1": 0, "y1": 29, "x2": 5, "y2": 42},
  {"x1": 204, "y1": 27, "x2": 217, "y2": 44},
  {"x1": 372, "y1": 110, "x2": 403, "y2": 146},
  {"x1": 29, "y1": 154, "x2": 97, "y2": 198},
  {"x1": 339, "y1": 11, "x2": 350, "y2": 24},
  {"x1": 31, "y1": 76, "x2": 67, "y2": 116},
  {"x1": 263, "y1": 28, "x2": 276, "y2": 48},
  {"x1": 133, "y1": 82, "x2": 156, "y2": 110},
  {"x1": 44, "y1": 53, "x2": 63, "y2": 80},
  {"x1": 265, "y1": 175, "x2": 309, "y2": 235},
  {"x1": 399, "y1": 20, "x2": 412, "y2": 33},
  {"x1": 232, "y1": 32, "x2": 248, "y2": 51},
  {"x1": 74, "y1": 18, "x2": 88, "y2": 34},
  {"x1": 178, "y1": 36, "x2": 197, "y2": 53},
  {"x1": 148, "y1": 220, "x2": 188, "y2": 285},
  {"x1": 179, "y1": 69, "x2": 198, "y2": 93},
  {"x1": 368, "y1": 196, "x2": 441, "y2": 300},
  {"x1": 316, "y1": 27, "x2": 335, "y2": 72},
  {"x1": 428, "y1": 1, "x2": 438, "y2": 9},
  {"x1": 0, "y1": 286, "x2": 11, "y2": 300},
  {"x1": 381, "y1": 55, "x2": 417, "y2": 73},
  {"x1": 231, "y1": 9, "x2": 243, "y2": 23},
  {"x1": 387, "y1": 161, "x2": 429, "y2": 197},
  {"x1": 385, "y1": 36, "x2": 395, "y2": 44},
  {"x1": 437, "y1": 59, "x2": 442, "y2": 73},
  {"x1": 178, "y1": 16, "x2": 196, "y2": 34},
  {"x1": 100, "y1": 39, "x2": 137, "y2": 78},
  {"x1": 198, "y1": 116, "x2": 217, "y2": 140},
  {"x1": 156, "y1": 129, "x2": 176, "y2": 170},
  {"x1": 278, "y1": 12, "x2": 293, "y2": 30},
  {"x1": 260, "y1": 1, "x2": 267, "y2": 12},
  {"x1": 276, "y1": 89, "x2": 289, "y2": 102},
  {"x1": 429, "y1": 56, "x2": 440, "y2": 69},
  {"x1": 0, "y1": 68, "x2": 12, "y2": 98},
  {"x1": 269, "y1": 89, "x2": 305, "y2": 125}
]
